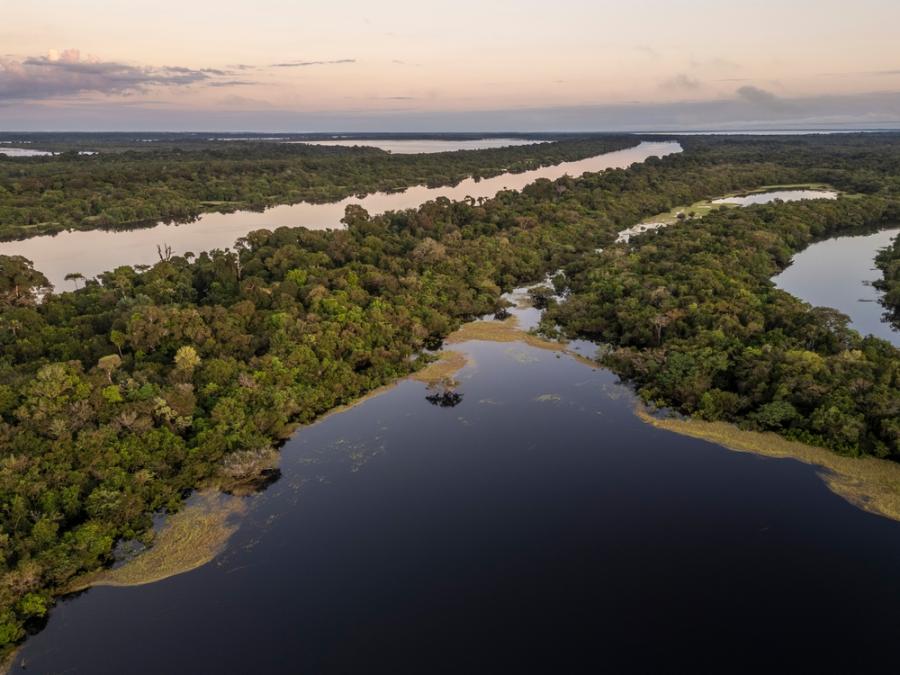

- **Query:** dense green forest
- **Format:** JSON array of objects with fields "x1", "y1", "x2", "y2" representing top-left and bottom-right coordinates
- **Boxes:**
[
  {"x1": 547, "y1": 198, "x2": 899, "y2": 454},
  {"x1": 875, "y1": 234, "x2": 900, "y2": 328},
  {"x1": 0, "y1": 133, "x2": 899, "y2": 650},
  {"x1": 0, "y1": 135, "x2": 634, "y2": 240}
]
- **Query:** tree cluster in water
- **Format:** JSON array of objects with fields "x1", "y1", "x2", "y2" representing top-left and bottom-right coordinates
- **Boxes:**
[{"x1": 0, "y1": 133, "x2": 899, "y2": 650}]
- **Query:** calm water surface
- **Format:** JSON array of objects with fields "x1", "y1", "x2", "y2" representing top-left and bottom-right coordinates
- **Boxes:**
[
  {"x1": 8, "y1": 152, "x2": 900, "y2": 672},
  {"x1": 0, "y1": 142, "x2": 679, "y2": 290},
  {"x1": 290, "y1": 138, "x2": 545, "y2": 153},
  {"x1": 0, "y1": 148, "x2": 54, "y2": 157},
  {"x1": 773, "y1": 227, "x2": 900, "y2": 345},
  {"x1": 12, "y1": 308, "x2": 900, "y2": 672},
  {"x1": 712, "y1": 188, "x2": 837, "y2": 206}
]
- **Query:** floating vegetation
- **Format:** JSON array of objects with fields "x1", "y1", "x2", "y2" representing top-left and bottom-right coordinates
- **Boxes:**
[
  {"x1": 342, "y1": 440, "x2": 385, "y2": 472},
  {"x1": 506, "y1": 347, "x2": 539, "y2": 364},
  {"x1": 446, "y1": 316, "x2": 566, "y2": 353},
  {"x1": 71, "y1": 492, "x2": 246, "y2": 590},
  {"x1": 534, "y1": 393, "x2": 562, "y2": 403},
  {"x1": 411, "y1": 350, "x2": 470, "y2": 385},
  {"x1": 636, "y1": 408, "x2": 900, "y2": 523}
]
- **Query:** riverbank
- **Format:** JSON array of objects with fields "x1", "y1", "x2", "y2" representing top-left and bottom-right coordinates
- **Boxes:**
[
  {"x1": 0, "y1": 141, "x2": 680, "y2": 290},
  {"x1": 636, "y1": 409, "x2": 900, "y2": 522},
  {"x1": 67, "y1": 491, "x2": 246, "y2": 591},
  {"x1": 52, "y1": 309, "x2": 583, "y2": 598},
  {"x1": 0, "y1": 136, "x2": 641, "y2": 243}
]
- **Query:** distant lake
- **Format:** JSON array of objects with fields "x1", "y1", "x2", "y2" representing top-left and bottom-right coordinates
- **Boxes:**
[
  {"x1": 712, "y1": 188, "x2": 837, "y2": 206},
  {"x1": 773, "y1": 227, "x2": 900, "y2": 345},
  {"x1": 0, "y1": 147, "x2": 54, "y2": 157},
  {"x1": 289, "y1": 138, "x2": 546, "y2": 153},
  {"x1": 0, "y1": 141, "x2": 680, "y2": 290}
]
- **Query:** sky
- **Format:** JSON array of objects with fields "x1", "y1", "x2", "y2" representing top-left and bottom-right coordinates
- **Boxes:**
[{"x1": 2, "y1": 0, "x2": 900, "y2": 131}]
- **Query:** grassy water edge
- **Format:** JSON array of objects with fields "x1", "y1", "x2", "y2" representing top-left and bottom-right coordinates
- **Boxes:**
[
  {"x1": 67, "y1": 492, "x2": 246, "y2": 591},
  {"x1": 638, "y1": 183, "x2": 838, "y2": 226},
  {"x1": 636, "y1": 409, "x2": 900, "y2": 522},
  {"x1": 57, "y1": 314, "x2": 573, "y2": 594},
  {"x1": 48, "y1": 310, "x2": 900, "y2": 602}
]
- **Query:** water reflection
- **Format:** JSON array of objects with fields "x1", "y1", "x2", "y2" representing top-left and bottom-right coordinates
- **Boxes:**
[
  {"x1": 773, "y1": 227, "x2": 900, "y2": 345},
  {"x1": 12, "y1": 334, "x2": 900, "y2": 673}
]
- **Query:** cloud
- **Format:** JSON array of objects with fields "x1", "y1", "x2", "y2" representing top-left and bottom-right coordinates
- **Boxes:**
[
  {"x1": 218, "y1": 94, "x2": 274, "y2": 108},
  {"x1": 634, "y1": 46, "x2": 660, "y2": 60},
  {"x1": 271, "y1": 59, "x2": 355, "y2": 68},
  {"x1": 820, "y1": 69, "x2": 900, "y2": 77},
  {"x1": 690, "y1": 57, "x2": 741, "y2": 73},
  {"x1": 2, "y1": 83, "x2": 900, "y2": 133},
  {"x1": 659, "y1": 74, "x2": 701, "y2": 92},
  {"x1": 736, "y1": 85, "x2": 788, "y2": 110},
  {"x1": 206, "y1": 80, "x2": 258, "y2": 87},
  {"x1": 0, "y1": 49, "x2": 220, "y2": 101}
]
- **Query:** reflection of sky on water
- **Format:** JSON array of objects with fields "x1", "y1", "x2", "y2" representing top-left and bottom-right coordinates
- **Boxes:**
[
  {"x1": 0, "y1": 141, "x2": 680, "y2": 289},
  {"x1": 774, "y1": 228, "x2": 899, "y2": 345}
]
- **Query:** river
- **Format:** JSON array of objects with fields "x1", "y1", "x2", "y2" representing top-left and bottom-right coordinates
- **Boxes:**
[
  {"x1": 10, "y1": 285, "x2": 900, "y2": 673},
  {"x1": 0, "y1": 141, "x2": 679, "y2": 290}
]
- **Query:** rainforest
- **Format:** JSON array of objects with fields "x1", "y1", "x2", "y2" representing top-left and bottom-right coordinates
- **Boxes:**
[{"x1": 1, "y1": 133, "x2": 899, "y2": 669}]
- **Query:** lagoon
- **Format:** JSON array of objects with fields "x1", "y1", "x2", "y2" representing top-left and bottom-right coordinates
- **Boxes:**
[{"x1": 773, "y1": 227, "x2": 900, "y2": 345}]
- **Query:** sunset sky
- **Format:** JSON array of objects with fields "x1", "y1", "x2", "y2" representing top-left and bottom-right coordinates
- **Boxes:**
[{"x1": 3, "y1": 0, "x2": 900, "y2": 130}]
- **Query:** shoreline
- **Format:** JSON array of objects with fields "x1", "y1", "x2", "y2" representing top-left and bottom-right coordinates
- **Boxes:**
[{"x1": 636, "y1": 408, "x2": 900, "y2": 522}]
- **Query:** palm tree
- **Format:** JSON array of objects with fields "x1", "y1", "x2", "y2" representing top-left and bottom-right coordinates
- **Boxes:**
[{"x1": 64, "y1": 272, "x2": 85, "y2": 289}]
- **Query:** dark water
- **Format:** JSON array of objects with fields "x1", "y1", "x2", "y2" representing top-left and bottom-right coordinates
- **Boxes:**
[
  {"x1": 774, "y1": 227, "x2": 900, "y2": 345},
  {"x1": 13, "y1": 333, "x2": 900, "y2": 673}
]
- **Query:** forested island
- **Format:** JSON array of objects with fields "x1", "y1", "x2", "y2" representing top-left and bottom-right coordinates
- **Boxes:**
[{"x1": 0, "y1": 133, "x2": 899, "y2": 653}]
